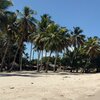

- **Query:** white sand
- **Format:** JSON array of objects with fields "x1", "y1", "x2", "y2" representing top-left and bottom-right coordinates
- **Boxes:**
[
  {"x1": 0, "y1": 71, "x2": 100, "y2": 100},
  {"x1": 79, "y1": 90, "x2": 100, "y2": 100}
]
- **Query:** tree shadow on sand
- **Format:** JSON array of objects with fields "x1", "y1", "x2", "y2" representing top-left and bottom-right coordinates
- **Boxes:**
[
  {"x1": 0, "y1": 72, "x2": 42, "y2": 77},
  {"x1": 0, "y1": 71, "x2": 90, "y2": 77}
]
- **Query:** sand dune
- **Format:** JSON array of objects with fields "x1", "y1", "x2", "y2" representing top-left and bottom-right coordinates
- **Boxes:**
[{"x1": 0, "y1": 71, "x2": 100, "y2": 100}]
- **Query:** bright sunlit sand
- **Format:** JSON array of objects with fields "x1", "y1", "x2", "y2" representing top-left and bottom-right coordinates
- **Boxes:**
[{"x1": 0, "y1": 71, "x2": 100, "y2": 100}]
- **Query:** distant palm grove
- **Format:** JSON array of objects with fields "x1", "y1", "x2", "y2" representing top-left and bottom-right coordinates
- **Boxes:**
[{"x1": 0, "y1": 0, "x2": 100, "y2": 73}]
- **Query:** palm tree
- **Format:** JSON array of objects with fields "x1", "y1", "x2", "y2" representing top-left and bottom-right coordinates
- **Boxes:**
[
  {"x1": 12, "y1": 6, "x2": 36, "y2": 71},
  {"x1": 0, "y1": 0, "x2": 12, "y2": 11},
  {"x1": 30, "y1": 14, "x2": 53, "y2": 72},
  {"x1": 38, "y1": 14, "x2": 53, "y2": 70},
  {"x1": 44, "y1": 23, "x2": 68, "y2": 72},
  {"x1": 30, "y1": 32, "x2": 43, "y2": 72},
  {"x1": 0, "y1": 0, "x2": 13, "y2": 71},
  {"x1": 80, "y1": 37, "x2": 100, "y2": 72},
  {"x1": 85, "y1": 37, "x2": 100, "y2": 58},
  {"x1": 0, "y1": 11, "x2": 17, "y2": 71},
  {"x1": 0, "y1": 32, "x2": 5, "y2": 64},
  {"x1": 68, "y1": 27, "x2": 85, "y2": 72},
  {"x1": 0, "y1": 0, "x2": 13, "y2": 29},
  {"x1": 71, "y1": 27, "x2": 85, "y2": 48}
]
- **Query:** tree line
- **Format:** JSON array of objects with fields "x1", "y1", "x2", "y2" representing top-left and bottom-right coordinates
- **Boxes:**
[{"x1": 0, "y1": 0, "x2": 100, "y2": 73}]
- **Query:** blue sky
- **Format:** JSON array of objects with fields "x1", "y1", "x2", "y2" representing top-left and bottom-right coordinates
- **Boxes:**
[
  {"x1": 9, "y1": 0, "x2": 100, "y2": 58},
  {"x1": 10, "y1": 0, "x2": 100, "y2": 36}
]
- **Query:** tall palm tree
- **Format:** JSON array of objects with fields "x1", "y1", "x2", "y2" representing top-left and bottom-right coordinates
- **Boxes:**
[
  {"x1": 71, "y1": 27, "x2": 85, "y2": 49},
  {"x1": 44, "y1": 23, "x2": 68, "y2": 72},
  {"x1": 0, "y1": 11, "x2": 17, "y2": 71},
  {"x1": 38, "y1": 14, "x2": 53, "y2": 70},
  {"x1": 30, "y1": 14, "x2": 53, "y2": 72},
  {"x1": 82, "y1": 37, "x2": 100, "y2": 72},
  {"x1": 12, "y1": 6, "x2": 36, "y2": 71},
  {"x1": 30, "y1": 32, "x2": 43, "y2": 72},
  {"x1": 0, "y1": 0, "x2": 13, "y2": 71},
  {"x1": 85, "y1": 37, "x2": 100, "y2": 58},
  {"x1": 68, "y1": 27, "x2": 85, "y2": 72}
]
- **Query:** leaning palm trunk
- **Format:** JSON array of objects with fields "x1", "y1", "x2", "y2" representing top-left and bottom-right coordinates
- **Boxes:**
[
  {"x1": 9, "y1": 46, "x2": 19, "y2": 71},
  {"x1": 37, "y1": 50, "x2": 41, "y2": 72},
  {"x1": 45, "y1": 52, "x2": 52, "y2": 73},
  {"x1": 0, "y1": 40, "x2": 10, "y2": 72},
  {"x1": 9, "y1": 37, "x2": 23, "y2": 71}
]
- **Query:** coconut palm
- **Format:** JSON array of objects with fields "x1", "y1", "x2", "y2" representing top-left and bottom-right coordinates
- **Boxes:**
[
  {"x1": 12, "y1": 6, "x2": 36, "y2": 71},
  {"x1": 0, "y1": 11, "x2": 17, "y2": 71},
  {"x1": 82, "y1": 37, "x2": 100, "y2": 72},
  {"x1": 85, "y1": 37, "x2": 100, "y2": 58},
  {"x1": 30, "y1": 14, "x2": 53, "y2": 72},
  {"x1": 0, "y1": 0, "x2": 13, "y2": 71},
  {"x1": 71, "y1": 27, "x2": 85, "y2": 48},
  {"x1": 67, "y1": 27, "x2": 85, "y2": 72},
  {"x1": 0, "y1": 0, "x2": 13, "y2": 30},
  {"x1": 0, "y1": 0, "x2": 12, "y2": 11},
  {"x1": 44, "y1": 23, "x2": 68, "y2": 72}
]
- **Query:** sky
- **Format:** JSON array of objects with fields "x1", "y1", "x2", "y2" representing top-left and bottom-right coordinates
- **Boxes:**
[{"x1": 9, "y1": 0, "x2": 100, "y2": 58}]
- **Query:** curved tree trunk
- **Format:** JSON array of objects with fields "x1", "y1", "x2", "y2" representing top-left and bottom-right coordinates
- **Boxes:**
[{"x1": 9, "y1": 37, "x2": 23, "y2": 71}]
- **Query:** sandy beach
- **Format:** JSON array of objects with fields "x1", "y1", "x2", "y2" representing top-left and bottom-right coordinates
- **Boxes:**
[
  {"x1": 79, "y1": 90, "x2": 100, "y2": 100},
  {"x1": 0, "y1": 71, "x2": 100, "y2": 100}
]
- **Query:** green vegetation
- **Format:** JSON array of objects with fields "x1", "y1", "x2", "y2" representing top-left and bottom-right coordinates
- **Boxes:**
[{"x1": 0, "y1": 0, "x2": 100, "y2": 73}]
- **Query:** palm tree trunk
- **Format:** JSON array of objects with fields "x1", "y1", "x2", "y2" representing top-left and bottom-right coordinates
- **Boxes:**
[
  {"x1": 0, "y1": 40, "x2": 10, "y2": 72},
  {"x1": 84, "y1": 57, "x2": 90, "y2": 73},
  {"x1": 8, "y1": 48, "x2": 11, "y2": 70},
  {"x1": 45, "y1": 50, "x2": 47, "y2": 58},
  {"x1": 37, "y1": 50, "x2": 41, "y2": 72},
  {"x1": 29, "y1": 43, "x2": 32, "y2": 61},
  {"x1": 32, "y1": 49, "x2": 34, "y2": 60},
  {"x1": 9, "y1": 37, "x2": 23, "y2": 71},
  {"x1": 96, "y1": 66, "x2": 100, "y2": 73},
  {"x1": 53, "y1": 52, "x2": 58, "y2": 72},
  {"x1": 40, "y1": 50, "x2": 43, "y2": 71},
  {"x1": 45, "y1": 52, "x2": 52, "y2": 73},
  {"x1": 19, "y1": 48, "x2": 23, "y2": 71}
]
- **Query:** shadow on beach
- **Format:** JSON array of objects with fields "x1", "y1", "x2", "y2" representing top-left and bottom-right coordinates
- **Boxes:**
[
  {"x1": 0, "y1": 71, "x2": 90, "y2": 78},
  {"x1": 0, "y1": 71, "x2": 43, "y2": 77}
]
